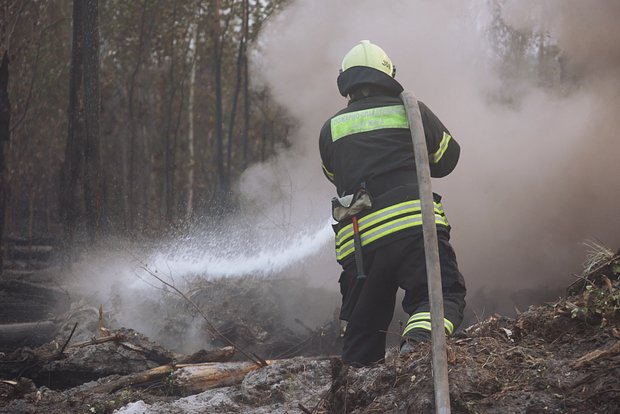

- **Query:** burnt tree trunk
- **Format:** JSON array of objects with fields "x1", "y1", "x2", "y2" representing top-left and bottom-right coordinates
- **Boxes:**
[
  {"x1": 163, "y1": 0, "x2": 178, "y2": 225},
  {"x1": 127, "y1": 1, "x2": 149, "y2": 236},
  {"x1": 241, "y1": 0, "x2": 250, "y2": 170},
  {"x1": 226, "y1": 0, "x2": 249, "y2": 176},
  {"x1": 81, "y1": 0, "x2": 102, "y2": 240},
  {"x1": 60, "y1": 0, "x2": 102, "y2": 244},
  {"x1": 212, "y1": 0, "x2": 227, "y2": 196},
  {"x1": 185, "y1": 16, "x2": 201, "y2": 220},
  {"x1": 60, "y1": 0, "x2": 85, "y2": 244},
  {"x1": 0, "y1": 52, "x2": 9, "y2": 272}
]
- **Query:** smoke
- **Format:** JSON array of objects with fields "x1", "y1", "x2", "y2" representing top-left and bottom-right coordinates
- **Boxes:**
[
  {"x1": 247, "y1": 0, "x2": 620, "y2": 314},
  {"x1": 62, "y1": 1, "x2": 620, "y2": 345}
]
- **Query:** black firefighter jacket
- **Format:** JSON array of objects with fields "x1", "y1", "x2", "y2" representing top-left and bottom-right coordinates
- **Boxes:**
[{"x1": 319, "y1": 67, "x2": 460, "y2": 265}]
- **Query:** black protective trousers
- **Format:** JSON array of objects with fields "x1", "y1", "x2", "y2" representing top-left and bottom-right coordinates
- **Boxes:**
[{"x1": 338, "y1": 230, "x2": 466, "y2": 366}]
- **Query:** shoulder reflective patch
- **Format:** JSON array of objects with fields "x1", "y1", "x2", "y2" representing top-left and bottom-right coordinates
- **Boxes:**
[
  {"x1": 431, "y1": 132, "x2": 452, "y2": 163},
  {"x1": 330, "y1": 105, "x2": 409, "y2": 142},
  {"x1": 321, "y1": 163, "x2": 335, "y2": 182}
]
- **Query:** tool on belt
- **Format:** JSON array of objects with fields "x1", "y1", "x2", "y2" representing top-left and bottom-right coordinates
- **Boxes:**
[{"x1": 331, "y1": 185, "x2": 373, "y2": 280}]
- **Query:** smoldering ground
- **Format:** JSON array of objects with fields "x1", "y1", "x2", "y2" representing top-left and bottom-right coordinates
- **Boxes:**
[{"x1": 62, "y1": 0, "x2": 620, "y2": 351}]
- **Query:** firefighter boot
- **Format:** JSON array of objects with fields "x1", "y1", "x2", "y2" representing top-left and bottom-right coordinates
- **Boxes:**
[{"x1": 400, "y1": 329, "x2": 431, "y2": 354}]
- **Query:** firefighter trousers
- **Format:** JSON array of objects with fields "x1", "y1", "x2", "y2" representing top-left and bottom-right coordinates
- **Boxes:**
[{"x1": 338, "y1": 230, "x2": 466, "y2": 366}]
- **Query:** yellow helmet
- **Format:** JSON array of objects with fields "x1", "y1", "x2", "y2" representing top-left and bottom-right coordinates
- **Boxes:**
[{"x1": 340, "y1": 40, "x2": 395, "y2": 77}]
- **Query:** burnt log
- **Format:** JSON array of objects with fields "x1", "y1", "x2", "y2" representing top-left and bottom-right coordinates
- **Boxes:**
[
  {"x1": 0, "y1": 322, "x2": 237, "y2": 391},
  {"x1": 6, "y1": 244, "x2": 55, "y2": 262},
  {"x1": 0, "y1": 321, "x2": 59, "y2": 351},
  {"x1": 172, "y1": 360, "x2": 262, "y2": 395},
  {"x1": 175, "y1": 346, "x2": 235, "y2": 364},
  {"x1": 89, "y1": 357, "x2": 262, "y2": 395},
  {"x1": 0, "y1": 279, "x2": 70, "y2": 325}
]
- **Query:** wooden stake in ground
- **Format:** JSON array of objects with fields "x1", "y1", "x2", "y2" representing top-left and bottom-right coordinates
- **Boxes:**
[{"x1": 401, "y1": 91, "x2": 451, "y2": 414}]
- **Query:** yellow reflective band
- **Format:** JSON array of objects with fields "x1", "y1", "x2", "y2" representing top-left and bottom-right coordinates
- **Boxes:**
[
  {"x1": 321, "y1": 163, "x2": 334, "y2": 181},
  {"x1": 335, "y1": 200, "x2": 446, "y2": 247},
  {"x1": 407, "y1": 312, "x2": 431, "y2": 324},
  {"x1": 336, "y1": 239, "x2": 355, "y2": 261},
  {"x1": 336, "y1": 202, "x2": 422, "y2": 246},
  {"x1": 444, "y1": 319, "x2": 455, "y2": 335},
  {"x1": 403, "y1": 321, "x2": 432, "y2": 335},
  {"x1": 337, "y1": 215, "x2": 423, "y2": 260},
  {"x1": 362, "y1": 215, "x2": 424, "y2": 246},
  {"x1": 403, "y1": 316, "x2": 455, "y2": 335},
  {"x1": 335, "y1": 213, "x2": 449, "y2": 260},
  {"x1": 431, "y1": 132, "x2": 452, "y2": 163},
  {"x1": 330, "y1": 105, "x2": 409, "y2": 141}
]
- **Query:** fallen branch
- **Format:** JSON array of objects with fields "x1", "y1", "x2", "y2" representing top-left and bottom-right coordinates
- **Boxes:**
[
  {"x1": 88, "y1": 363, "x2": 175, "y2": 394},
  {"x1": 89, "y1": 359, "x2": 269, "y2": 395},
  {"x1": 98, "y1": 305, "x2": 110, "y2": 337},
  {"x1": 55, "y1": 322, "x2": 77, "y2": 358},
  {"x1": 0, "y1": 321, "x2": 59, "y2": 351},
  {"x1": 298, "y1": 403, "x2": 312, "y2": 414},
  {"x1": 173, "y1": 360, "x2": 266, "y2": 395},
  {"x1": 175, "y1": 346, "x2": 235, "y2": 364},
  {"x1": 572, "y1": 340, "x2": 620, "y2": 369},
  {"x1": 70, "y1": 334, "x2": 124, "y2": 348}
]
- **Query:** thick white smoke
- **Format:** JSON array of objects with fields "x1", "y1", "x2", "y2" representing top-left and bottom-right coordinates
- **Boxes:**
[
  {"x1": 247, "y1": 0, "x2": 620, "y2": 313},
  {"x1": 64, "y1": 1, "x2": 620, "y2": 342}
]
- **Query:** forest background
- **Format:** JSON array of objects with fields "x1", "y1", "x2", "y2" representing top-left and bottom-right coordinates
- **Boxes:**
[{"x1": 0, "y1": 0, "x2": 296, "y2": 255}]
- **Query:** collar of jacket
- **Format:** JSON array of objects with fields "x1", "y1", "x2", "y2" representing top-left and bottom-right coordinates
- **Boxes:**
[
  {"x1": 348, "y1": 85, "x2": 396, "y2": 102},
  {"x1": 337, "y1": 66, "x2": 404, "y2": 98}
]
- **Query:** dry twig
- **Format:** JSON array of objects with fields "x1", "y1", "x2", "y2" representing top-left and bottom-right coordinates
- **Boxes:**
[
  {"x1": 572, "y1": 341, "x2": 620, "y2": 369},
  {"x1": 138, "y1": 263, "x2": 267, "y2": 367},
  {"x1": 70, "y1": 334, "x2": 123, "y2": 348},
  {"x1": 55, "y1": 322, "x2": 77, "y2": 358}
]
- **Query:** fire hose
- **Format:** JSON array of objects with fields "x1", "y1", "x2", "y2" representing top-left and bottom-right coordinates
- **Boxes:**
[{"x1": 401, "y1": 91, "x2": 451, "y2": 414}]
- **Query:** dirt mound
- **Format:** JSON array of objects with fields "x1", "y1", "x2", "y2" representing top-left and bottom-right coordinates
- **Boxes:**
[{"x1": 320, "y1": 247, "x2": 620, "y2": 413}]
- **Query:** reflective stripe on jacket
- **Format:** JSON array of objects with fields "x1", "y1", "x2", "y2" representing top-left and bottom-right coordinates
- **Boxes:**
[{"x1": 335, "y1": 199, "x2": 449, "y2": 262}]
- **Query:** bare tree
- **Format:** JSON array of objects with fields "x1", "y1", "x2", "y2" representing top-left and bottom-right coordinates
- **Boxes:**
[
  {"x1": 162, "y1": 0, "x2": 178, "y2": 224},
  {"x1": 61, "y1": 0, "x2": 102, "y2": 243},
  {"x1": 60, "y1": 0, "x2": 85, "y2": 243},
  {"x1": 211, "y1": 0, "x2": 226, "y2": 196},
  {"x1": 127, "y1": 0, "x2": 150, "y2": 236},
  {"x1": 82, "y1": 0, "x2": 102, "y2": 239},
  {"x1": 226, "y1": 0, "x2": 248, "y2": 176},
  {"x1": 186, "y1": 19, "x2": 198, "y2": 219},
  {"x1": 0, "y1": 52, "x2": 10, "y2": 271},
  {"x1": 241, "y1": 0, "x2": 250, "y2": 170}
]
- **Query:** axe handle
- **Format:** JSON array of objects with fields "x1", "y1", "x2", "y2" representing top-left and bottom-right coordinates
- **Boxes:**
[{"x1": 352, "y1": 216, "x2": 366, "y2": 280}]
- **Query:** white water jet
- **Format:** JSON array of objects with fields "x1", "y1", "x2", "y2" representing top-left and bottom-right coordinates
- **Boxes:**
[{"x1": 143, "y1": 221, "x2": 334, "y2": 281}]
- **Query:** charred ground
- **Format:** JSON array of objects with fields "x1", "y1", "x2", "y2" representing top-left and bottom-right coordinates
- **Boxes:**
[{"x1": 1, "y1": 247, "x2": 619, "y2": 413}]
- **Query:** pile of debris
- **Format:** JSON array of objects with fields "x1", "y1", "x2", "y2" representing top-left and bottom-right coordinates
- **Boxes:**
[
  {"x1": 1, "y1": 247, "x2": 619, "y2": 413},
  {"x1": 0, "y1": 274, "x2": 343, "y2": 413}
]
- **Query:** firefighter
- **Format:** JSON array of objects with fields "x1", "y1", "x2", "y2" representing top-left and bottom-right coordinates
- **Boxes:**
[{"x1": 319, "y1": 40, "x2": 467, "y2": 366}]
